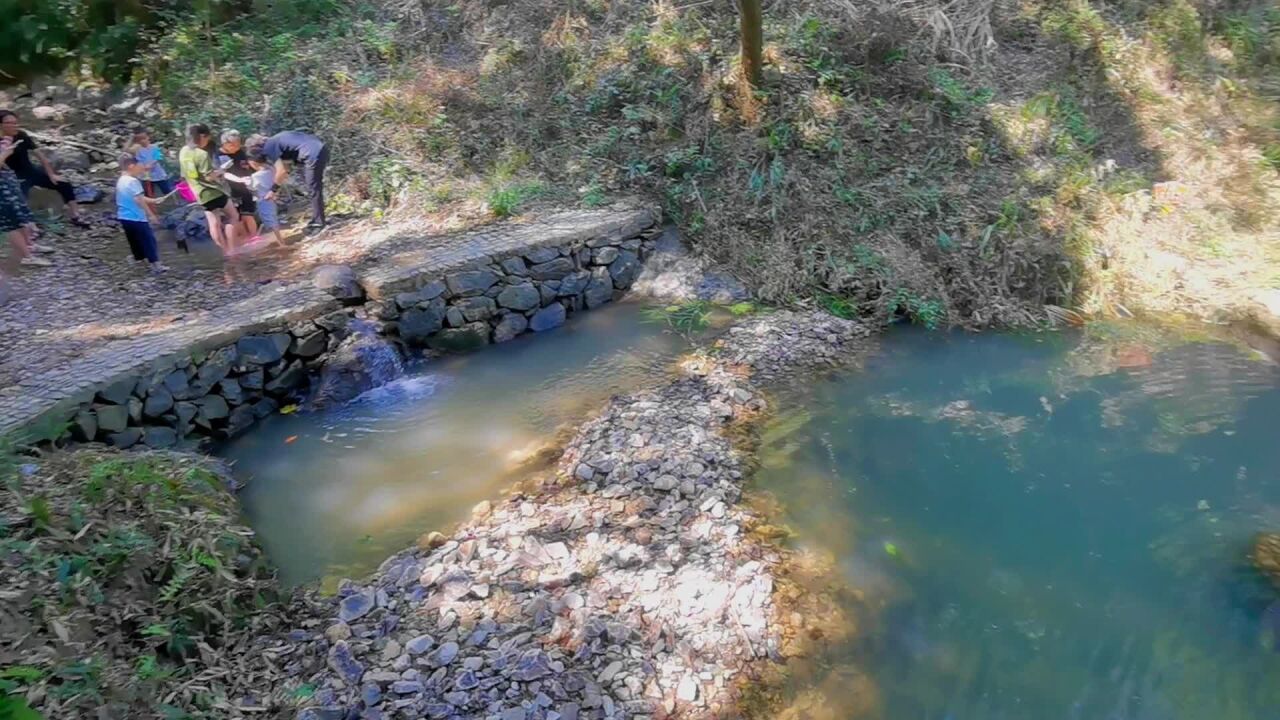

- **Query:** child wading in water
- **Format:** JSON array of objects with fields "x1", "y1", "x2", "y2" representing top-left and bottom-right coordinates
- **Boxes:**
[
  {"x1": 248, "y1": 157, "x2": 282, "y2": 247},
  {"x1": 116, "y1": 155, "x2": 168, "y2": 271},
  {"x1": 132, "y1": 127, "x2": 173, "y2": 198}
]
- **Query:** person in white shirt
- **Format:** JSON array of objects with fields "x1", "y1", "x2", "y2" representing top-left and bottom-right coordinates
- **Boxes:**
[{"x1": 115, "y1": 155, "x2": 168, "y2": 271}]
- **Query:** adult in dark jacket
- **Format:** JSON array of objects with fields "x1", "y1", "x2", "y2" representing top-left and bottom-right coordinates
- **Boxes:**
[
  {"x1": 0, "y1": 110, "x2": 88, "y2": 227},
  {"x1": 247, "y1": 131, "x2": 328, "y2": 236}
]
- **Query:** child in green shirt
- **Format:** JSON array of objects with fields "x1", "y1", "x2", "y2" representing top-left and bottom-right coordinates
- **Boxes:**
[{"x1": 178, "y1": 123, "x2": 241, "y2": 254}]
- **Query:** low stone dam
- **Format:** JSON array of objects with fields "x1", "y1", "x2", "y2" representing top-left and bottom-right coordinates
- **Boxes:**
[{"x1": 0, "y1": 205, "x2": 661, "y2": 450}]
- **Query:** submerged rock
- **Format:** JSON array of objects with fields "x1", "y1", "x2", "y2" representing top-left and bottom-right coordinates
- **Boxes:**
[{"x1": 1252, "y1": 532, "x2": 1280, "y2": 590}]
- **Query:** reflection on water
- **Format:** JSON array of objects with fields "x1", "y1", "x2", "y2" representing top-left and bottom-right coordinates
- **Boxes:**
[
  {"x1": 224, "y1": 301, "x2": 709, "y2": 585},
  {"x1": 755, "y1": 326, "x2": 1280, "y2": 720}
]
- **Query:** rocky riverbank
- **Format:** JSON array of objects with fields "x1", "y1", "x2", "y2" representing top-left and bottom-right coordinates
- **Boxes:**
[{"x1": 274, "y1": 311, "x2": 870, "y2": 720}]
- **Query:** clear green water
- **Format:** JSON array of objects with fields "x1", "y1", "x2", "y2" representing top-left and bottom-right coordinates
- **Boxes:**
[
  {"x1": 224, "y1": 301, "x2": 713, "y2": 585},
  {"x1": 756, "y1": 327, "x2": 1280, "y2": 720}
]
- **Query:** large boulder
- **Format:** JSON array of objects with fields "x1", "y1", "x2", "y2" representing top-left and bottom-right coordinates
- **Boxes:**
[
  {"x1": 312, "y1": 265, "x2": 365, "y2": 304},
  {"x1": 311, "y1": 325, "x2": 404, "y2": 409}
]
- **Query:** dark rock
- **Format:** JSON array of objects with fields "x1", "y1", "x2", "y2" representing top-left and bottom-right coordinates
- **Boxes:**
[
  {"x1": 226, "y1": 404, "x2": 255, "y2": 437},
  {"x1": 493, "y1": 313, "x2": 528, "y2": 343},
  {"x1": 96, "y1": 377, "x2": 137, "y2": 405},
  {"x1": 529, "y1": 304, "x2": 567, "y2": 332},
  {"x1": 239, "y1": 367, "x2": 265, "y2": 390},
  {"x1": 361, "y1": 684, "x2": 383, "y2": 707},
  {"x1": 238, "y1": 334, "x2": 292, "y2": 365},
  {"x1": 455, "y1": 296, "x2": 496, "y2": 322},
  {"x1": 313, "y1": 264, "x2": 365, "y2": 303},
  {"x1": 524, "y1": 247, "x2": 560, "y2": 264},
  {"x1": 144, "y1": 386, "x2": 174, "y2": 417},
  {"x1": 94, "y1": 404, "x2": 129, "y2": 433},
  {"x1": 445, "y1": 306, "x2": 466, "y2": 328},
  {"x1": 143, "y1": 426, "x2": 177, "y2": 448},
  {"x1": 400, "y1": 301, "x2": 446, "y2": 346},
  {"x1": 340, "y1": 590, "x2": 376, "y2": 622},
  {"x1": 427, "y1": 323, "x2": 490, "y2": 352},
  {"x1": 538, "y1": 283, "x2": 557, "y2": 306},
  {"x1": 327, "y1": 641, "x2": 364, "y2": 685},
  {"x1": 162, "y1": 369, "x2": 189, "y2": 398},
  {"x1": 696, "y1": 270, "x2": 751, "y2": 303},
  {"x1": 608, "y1": 250, "x2": 640, "y2": 288},
  {"x1": 528, "y1": 257, "x2": 575, "y2": 281},
  {"x1": 583, "y1": 269, "x2": 614, "y2": 309},
  {"x1": 106, "y1": 428, "x2": 143, "y2": 449},
  {"x1": 265, "y1": 361, "x2": 307, "y2": 396},
  {"x1": 218, "y1": 378, "x2": 244, "y2": 405},
  {"x1": 592, "y1": 246, "x2": 620, "y2": 265},
  {"x1": 174, "y1": 402, "x2": 198, "y2": 426},
  {"x1": 195, "y1": 347, "x2": 236, "y2": 391},
  {"x1": 445, "y1": 270, "x2": 499, "y2": 297},
  {"x1": 557, "y1": 272, "x2": 590, "y2": 298},
  {"x1": 292, "y1": 331, "x2": 327, "y2": 358},
  {"x1": 311, "y1": 328, "x2": 404, "y2": 408},
  {"x1": 314, "y1": 311, "x2": 352, "y2": 334},
  {"x1": 71, "y1": 410, "x2": 97, "y2": 442},
  {"x1": 395, "y1": 280, "x2": 447, "y2": 309},
  {"x1": 196, "y1": 395, "x2": 229, "y2": 425},
  {"x1": 252, "y1": 398, "x2": 279, "y2": 419},
  {"x1": 454, "y1": 670, "x2": 479, "y2": 691},
  {"x1": 497, "y1": 284, "x2": 540, "y2": 311},
  {"x1": 500, "y1": 257, "x2": 529, "y2": 275}
]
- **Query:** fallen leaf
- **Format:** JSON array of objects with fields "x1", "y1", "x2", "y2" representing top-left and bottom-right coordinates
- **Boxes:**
[
  {"x1": 284, "y1": 435, "x2": 298, "y2": 444},
  {"x1": 279, "y1": 404, "x2": 299, "y2": 415}
]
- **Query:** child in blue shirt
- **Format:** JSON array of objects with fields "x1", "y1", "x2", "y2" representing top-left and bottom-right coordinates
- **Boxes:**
[
  {"x1": 132, "y1": 127, "x2": 173, "y2": 198},
  {"x1": 116, "y1": 155, "x2": 167, "y2": 271},
  {"x1": 248, "y1": 157, "x2": 282, "y2": 246}
]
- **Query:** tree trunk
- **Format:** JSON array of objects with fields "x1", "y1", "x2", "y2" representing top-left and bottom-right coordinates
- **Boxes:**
[{"x1": 739, "y1": 0, "x2": 763, "y2": 87}]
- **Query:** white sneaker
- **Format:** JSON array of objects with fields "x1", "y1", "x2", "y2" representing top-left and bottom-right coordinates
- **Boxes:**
[
  {"x1": 149, "y1": 262, "x2": 169, "y2": 272},
  {"x1": 20, "y1": 256, "x2": 51, "y2": 267},
  {"x1": 31, "y1": 243, "x2": 55, "y2": 254}
]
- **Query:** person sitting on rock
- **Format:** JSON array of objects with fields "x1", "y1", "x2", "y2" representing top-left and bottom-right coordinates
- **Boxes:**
[
  {"x1": 178, "y1": 123, "x2": 241, "y2": 255},
  {"x1": 0, "y1": 109, "x2": 89, "y2": 228},
  {"x1": 0, "y1": 134, "x2": 38, "y2": 303},
  {"x1": 246, "y1": 130, "x2": 329, "y2": 237}
]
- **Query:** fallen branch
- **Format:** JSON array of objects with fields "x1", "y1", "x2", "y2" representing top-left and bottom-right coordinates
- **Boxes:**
[{"x1": 27, "y1": 132, "x2": 114, "y2": 157}]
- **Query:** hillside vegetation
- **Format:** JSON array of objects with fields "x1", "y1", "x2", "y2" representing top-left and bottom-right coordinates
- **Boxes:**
[{"x1": 19, "y1": 0, "x2": 1280, "y2": 327}]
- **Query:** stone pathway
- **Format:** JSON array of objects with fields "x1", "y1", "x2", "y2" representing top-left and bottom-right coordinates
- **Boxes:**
[{"x1": 0, "y1": 205, "x2": 657, "y2": 440}]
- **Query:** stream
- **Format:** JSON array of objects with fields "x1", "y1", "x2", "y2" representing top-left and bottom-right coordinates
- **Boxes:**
[
  {"x1": 225, "y1": 308, "x2": 1280, "y2": 718},
  {"x1": 223, "y1": 301, "x2": 720, "y2": 586},
  {"x1": 755, "y1": 325, "x2": 1280, "y2": 719}
]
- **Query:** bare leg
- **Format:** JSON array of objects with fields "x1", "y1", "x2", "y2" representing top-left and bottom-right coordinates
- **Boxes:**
[
  {"x1": 242, "y1": 213, "x2": 258, "y2": 238},
  {"x1": 204, "y1": 211, "x2": 227, "y2": 252},
  {"x1": 67, "y1": 200, "x2": 82, "y2": 220},
  {"x1": 223, "y1": 204, "x2": 242, "y2": 254}
]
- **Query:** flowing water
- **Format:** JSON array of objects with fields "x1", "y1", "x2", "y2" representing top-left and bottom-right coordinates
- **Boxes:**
[
  {"x1": 224, "y1": 301, "x2": 715, "y2": 586},
  {"x1": 756, "y1": 325, "x2": 1280, "y2": 720}
]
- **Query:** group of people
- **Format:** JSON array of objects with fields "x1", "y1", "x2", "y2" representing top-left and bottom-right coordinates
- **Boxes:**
[{"x1": 0, "y1": 107, "x2": 329, "y2": 300}]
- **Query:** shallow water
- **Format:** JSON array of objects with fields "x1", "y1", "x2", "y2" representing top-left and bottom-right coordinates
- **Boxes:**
[
  {"x1": 224, "y1": 301, "x2": 709, "y2": 585},
  {"x1": 755, "y1": 326, "x2": 1280, "y2": 720}
]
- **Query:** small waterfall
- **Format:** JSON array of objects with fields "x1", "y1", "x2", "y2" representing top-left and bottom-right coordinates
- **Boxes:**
[{"x1": 310, "y1": 319, "x2": 406, "y2": 409}]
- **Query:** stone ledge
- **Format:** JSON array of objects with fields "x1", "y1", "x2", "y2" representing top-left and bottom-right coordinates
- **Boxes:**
[{"x1": 1, "y1": 206, "x2": 662, "y2": 446}]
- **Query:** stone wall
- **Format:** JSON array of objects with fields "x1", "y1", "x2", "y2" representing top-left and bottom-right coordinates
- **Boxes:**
[{"x1": 50, "y1": 212, "x2": 660, "y2": 451}]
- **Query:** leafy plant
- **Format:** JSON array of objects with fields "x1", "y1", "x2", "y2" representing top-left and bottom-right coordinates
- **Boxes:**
[
  {"x1": 641, "y1": 301, "x2": 712, "y2": 336},
  {"x1": 485, "y1": 182, "x2": 544, "y2": 218}
]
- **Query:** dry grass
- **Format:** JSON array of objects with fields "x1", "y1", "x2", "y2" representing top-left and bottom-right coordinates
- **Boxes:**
[{"x1": 152, "y1": 0, "x2": 1280, "y2": 329}]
